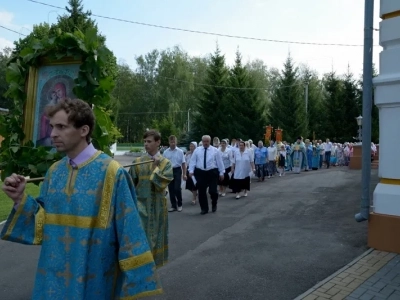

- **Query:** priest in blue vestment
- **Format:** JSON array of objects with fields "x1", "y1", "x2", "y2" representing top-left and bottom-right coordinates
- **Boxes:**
[
  {"x1": 290, "y1": 137, "x2": 308, "y2": 174},
  {"x1": 1, "y1": 99, "x2": 161, "y2": 299}
]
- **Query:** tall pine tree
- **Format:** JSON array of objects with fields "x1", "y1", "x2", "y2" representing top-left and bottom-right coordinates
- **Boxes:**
[
  {"x1": 323, "y1": 71, "x2": 345, "y2": 141},
  {"x1": 269, "y1": 56, "x2": 306, "y2": 142},
  {"x1": 195, "y1": 45, "x2": 230, "y2": 139},
  {"x1": 54, "y1": 0, "x2": 99, "y2": 38},
  {"x1": 341, "y1": 68, "x2": 362, "y2": 142},
  {"x1": 229, "y1": 50, "x2": 266, "y2": 140},
  {"x1": 358, "y1": 65, "x2": 379, "y2": 143},
  {"x1": 301, "y1": 66, "x2": 325, "y2": 140}
]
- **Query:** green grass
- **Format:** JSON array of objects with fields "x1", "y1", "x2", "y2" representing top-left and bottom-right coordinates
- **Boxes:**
[
  {"x1": 0, "y1": 182, "x2": 40, "y2": 222},
  {"x1": 117, "y1": 143, "x2": 143, "y2": 147},
  {"x1": 117, "y1": 146, "x2": 133, "y2": 151}
]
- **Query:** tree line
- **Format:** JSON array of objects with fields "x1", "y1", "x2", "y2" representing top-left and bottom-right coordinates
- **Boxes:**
[
  {"x1": 107, "y1": 46, "x2": 379, "y2": 144},
  {"x1": 0, "y1": 0, "x2": 379, "y2": 145}
]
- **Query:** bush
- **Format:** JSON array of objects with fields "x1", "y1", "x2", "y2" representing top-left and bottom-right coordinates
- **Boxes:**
[{"x1": 130, "y1": 147, "x2": 144, "y2": 153}]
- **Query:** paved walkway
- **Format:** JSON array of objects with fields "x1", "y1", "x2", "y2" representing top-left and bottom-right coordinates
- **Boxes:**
[
  {"x1": 295, "y1": 249, "x2": 400, "y2": 300},
  {"x1": 0, "y1": 164, "x2": 383, "y2": 300}
]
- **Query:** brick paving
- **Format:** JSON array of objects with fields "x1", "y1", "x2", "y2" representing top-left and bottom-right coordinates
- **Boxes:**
[
  {"x1": 295, "y1": 250, "x2": 399, "y2": 300},
  {"x1": 346, "y1": 254, "x2": 400, "y2": 300}
]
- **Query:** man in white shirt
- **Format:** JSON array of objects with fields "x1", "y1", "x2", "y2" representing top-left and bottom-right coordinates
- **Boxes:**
[
  {"x1": 189, "y1": 135, "x2": 225, "y2": 215},
  {"x1": 324, "y1": 138, "x2": 333, "y2": 169},
  {"x1": 318, "y1": 140, "x2": 325, "y2": 168},
  {"x1": 163, "y1": 135, "x2": 187, "y2": 212}
]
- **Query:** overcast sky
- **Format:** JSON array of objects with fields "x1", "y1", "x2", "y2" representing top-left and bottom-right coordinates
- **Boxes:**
[{"x1": 0, "y1": 0, "x2": 382, "y2": 77}]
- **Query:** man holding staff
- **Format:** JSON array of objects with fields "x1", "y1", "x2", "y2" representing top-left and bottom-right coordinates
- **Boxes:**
[
  {"x1": 129, "y1": 129, "x2": 173, "y2": 268},
  {"x1": 1, "y1": 99, "x2": 161, "y2": 299}
]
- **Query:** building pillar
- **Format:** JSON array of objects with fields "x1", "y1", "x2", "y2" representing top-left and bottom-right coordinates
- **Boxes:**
[{"x1": 368, "y1": 0, "x2": 400, "y2": 252}]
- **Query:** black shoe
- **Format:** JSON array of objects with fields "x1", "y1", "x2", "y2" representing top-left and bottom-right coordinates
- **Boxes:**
[
  {"x1": 212, "y1": 206, "x2": 217, "y2": 212},
  {"x1": 200, "y1": 211, "x2": 208, "y2": 215}
]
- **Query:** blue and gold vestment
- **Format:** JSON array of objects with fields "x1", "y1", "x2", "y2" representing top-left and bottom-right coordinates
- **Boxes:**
[{"x1": 1, "y1": 152, "x2": 162, "y2": 299}]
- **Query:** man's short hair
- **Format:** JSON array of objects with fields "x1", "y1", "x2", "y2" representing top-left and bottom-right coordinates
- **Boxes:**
[
  {"x1": 202, "y1": 135, "x2": 211, "y2": 141},
  {"x1": 169, "y1": 135, "x2": 177, "y2": 141},
  {"x1": 45, "y1": 98, "x2": 94, "y2": 143},
  {"x1": 144, "y1": 129, "x2": 161, "y2": 142}
]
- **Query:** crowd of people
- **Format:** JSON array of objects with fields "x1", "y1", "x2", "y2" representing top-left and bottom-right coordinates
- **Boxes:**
[{"x1": 164, "y1": 136, "x2": 378, "y2": 214}]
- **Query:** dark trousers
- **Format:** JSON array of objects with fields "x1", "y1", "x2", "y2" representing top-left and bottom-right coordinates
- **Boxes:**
[
  {"x1": 255, "y1": 164, "x2": 267, "y2": 178},
  {"x1": 194, "y1": 168, "x2": 219, "y2": 212},
  {"x1": 325, "y1": 151, "x2": 331, "y2": 168},
  {"x1": 168, "y1": 167, "x2": 183, "y2": 208},
  {"x1": 267, "y1": 161, "x2": 276, "y2": 175}
]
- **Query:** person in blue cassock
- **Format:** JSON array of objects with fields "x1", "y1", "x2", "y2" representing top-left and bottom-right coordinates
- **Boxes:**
[
  {"x1": 1, "y1": 98, "x2": 162, "y2": 300},
  {"x1": 290, "y1": 137, "x2": 308, "y2": 174}
]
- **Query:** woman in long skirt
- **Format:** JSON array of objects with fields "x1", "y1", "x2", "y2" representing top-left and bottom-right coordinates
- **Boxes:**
[
  {"x1": 185, "y1": 141, "x2": 198, "y2": 205},
  {"x1": 278, "y1": 145, "x2": 286, "y2": 176},
  {"x1": 218, "y1": 139, "x2": 232, "y2": 196},
  {"x1": 311, "y1": 141, "x2": 321, "y2": 170},
  {"x1": 330, "y1": 143, "x2": 337, "y2": 166},
  {"x1": 232, "y1": 141, "x2": 255, "y2": 199},
  {"x1": 336, "y1": 144, "x2": 345, "y2": 166}
]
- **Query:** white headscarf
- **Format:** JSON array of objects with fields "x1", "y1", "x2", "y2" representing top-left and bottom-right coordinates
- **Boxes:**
[{"x1": 190, "y1": 141, "x2": 198, "y2": 148}]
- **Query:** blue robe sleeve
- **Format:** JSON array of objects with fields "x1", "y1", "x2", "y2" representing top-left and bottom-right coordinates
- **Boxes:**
[
  {"x1": 0, "y1": 176, "x2": 49, "y2": 245},
  {"x1": 114, "y1": 169, "x2": 163, "y2": 299}
]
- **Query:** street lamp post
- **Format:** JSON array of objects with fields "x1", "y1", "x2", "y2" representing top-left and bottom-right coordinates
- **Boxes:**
[
  {"x1": 356, "y1": 115, "x2": 363, "y2": 143},
  {"x1": 355, "y1": 0, "x2": 374, "y2": 224},
  {"x1": 187, "y1": 108, "x2": 191, "y2": 132}
]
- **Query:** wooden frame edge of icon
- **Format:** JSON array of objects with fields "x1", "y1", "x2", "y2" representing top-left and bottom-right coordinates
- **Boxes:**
[
  {"x1": 23, "y1": 66, "x2": 38, "y2": 144},
  {"x1": 23, "y1": 57, "x2": 82, "y2": 145}
]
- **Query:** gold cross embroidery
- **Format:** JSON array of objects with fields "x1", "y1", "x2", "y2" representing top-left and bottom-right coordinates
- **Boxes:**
[
  {"x1": 49, "y1": 251, "x2": 57, "y2": 261},
  {"x1": 56, "y1": 262, "x2": 73, "y2": 288},
  {"x1": 116, "y1": 201, "x2": 133, "y2": 221},
  {"x1": 77, "y1": 273, "x2": 96, "y2": 283},
  {"x1": 80, "y1": 237, "x2": 102, "y2": 247},
  {"x1": 47, "y1": 287, "x2": 56, "y2": 297},
  {"x1": 58, "y1": 228, "x2": 75, "y2": 253},
  {"x1": 38, "y1": 268, "x2": 46, "y2": 276}
]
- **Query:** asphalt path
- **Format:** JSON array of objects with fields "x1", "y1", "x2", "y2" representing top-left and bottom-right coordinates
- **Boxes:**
[{"x1": 0, "y1": 155, "x2": 378, "y2": 300}]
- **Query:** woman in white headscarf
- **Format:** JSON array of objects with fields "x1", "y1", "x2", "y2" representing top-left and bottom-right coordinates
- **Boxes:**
[{"x1": 185, "y1": 141, "x2": 198, "y2": 205}]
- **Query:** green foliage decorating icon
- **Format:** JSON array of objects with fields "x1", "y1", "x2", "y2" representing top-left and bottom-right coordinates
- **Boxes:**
[{"x1": 0, "y1": 28, "x2": 121, "y2": 183}]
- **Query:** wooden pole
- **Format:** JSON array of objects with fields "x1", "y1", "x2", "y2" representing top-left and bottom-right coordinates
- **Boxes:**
[{"x1": 4, "y1": 159, "x2": 154, "y2": 185}]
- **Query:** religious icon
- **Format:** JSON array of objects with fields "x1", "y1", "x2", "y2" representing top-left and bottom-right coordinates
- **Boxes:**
[{"x1": 24, "y1": 60, "x2": 80, "y2": 147}]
